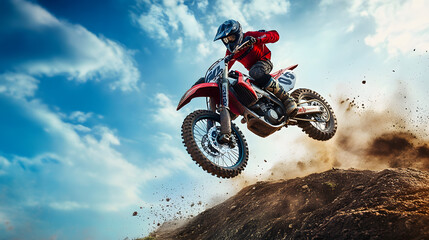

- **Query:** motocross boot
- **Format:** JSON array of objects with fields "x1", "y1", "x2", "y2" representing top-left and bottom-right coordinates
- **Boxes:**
[{"x1": 264, "y1": 77, "x2": 298, "y2": 117}]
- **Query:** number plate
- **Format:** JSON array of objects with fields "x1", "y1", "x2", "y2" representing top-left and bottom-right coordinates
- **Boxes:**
[
  {"x1": 205, "y1": 59, "x2": 225, "y2": 83},
  {"x1": 277, "y1": 70, "x2": 296, "y2": 92}
]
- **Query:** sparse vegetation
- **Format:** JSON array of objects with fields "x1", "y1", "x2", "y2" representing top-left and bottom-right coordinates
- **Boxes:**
[{"x1": 323, "y1": 181, "x2": 337, "y2": 190}]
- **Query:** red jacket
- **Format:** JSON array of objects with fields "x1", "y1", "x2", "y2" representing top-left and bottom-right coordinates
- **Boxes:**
[{"x1": 226, "y1": 30, "x2": 279, "y2": 70}]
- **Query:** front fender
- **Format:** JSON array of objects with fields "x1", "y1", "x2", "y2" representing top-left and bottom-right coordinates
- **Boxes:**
[
  {"x1": 176, "y1": 82, "x2": 245, "y2": 116},
  {"x1": 177, "y1": 83, "x2": 219, "y2": 111}
]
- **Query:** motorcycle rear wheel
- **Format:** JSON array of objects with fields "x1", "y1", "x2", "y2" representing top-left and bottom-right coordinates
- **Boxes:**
[
  {"x1": 181, "y1": 110, "x2": 248, "y2": 178},
  {"x1": 291, "y1": 88, "x2": 337, "y2": 141}
]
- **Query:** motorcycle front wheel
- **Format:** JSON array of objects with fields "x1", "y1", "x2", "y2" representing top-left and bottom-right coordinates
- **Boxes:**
[{"x1": 181, "y1": 110, "x2": 248, "y2": 178}]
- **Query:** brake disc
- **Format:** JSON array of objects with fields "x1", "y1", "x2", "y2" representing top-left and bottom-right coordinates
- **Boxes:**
[{"x1": 200, "y1": 126, "x2": 222, "y2": 157}]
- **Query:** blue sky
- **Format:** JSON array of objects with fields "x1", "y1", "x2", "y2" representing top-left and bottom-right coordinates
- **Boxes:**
[{"x1": 1, "y1": 0, "x2": 429, "y2": 239}]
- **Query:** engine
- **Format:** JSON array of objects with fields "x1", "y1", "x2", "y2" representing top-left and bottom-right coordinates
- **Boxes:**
[{"x1": 249, "y1": 98, "x2": 285, "y2": 125}]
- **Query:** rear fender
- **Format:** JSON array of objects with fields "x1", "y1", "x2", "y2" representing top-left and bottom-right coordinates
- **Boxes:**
[
  {"x1": 271, "y1": 64, "x2": 298, "y2": 79},
  {"x1": 177, "y1": 83, "x2": 245, "y2": 116}
]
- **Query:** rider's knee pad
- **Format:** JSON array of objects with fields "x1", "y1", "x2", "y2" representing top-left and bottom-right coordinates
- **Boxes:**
[{"x1": 254, "y1": 73, "x2": 271, "y2": 88}]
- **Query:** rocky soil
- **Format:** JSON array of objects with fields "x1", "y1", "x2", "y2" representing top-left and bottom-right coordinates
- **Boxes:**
[{"x1": 150, "y1": 168, "x2": 429, "y2": 240}]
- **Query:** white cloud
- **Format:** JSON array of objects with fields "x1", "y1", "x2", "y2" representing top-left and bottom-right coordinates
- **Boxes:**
[
  {"x1": 213, "y1": 0, "x2": 249, "y2": 28},
  {"x1": 93, "y1": 126, "x2": 120, "y2": 146},
  {"x1": 49, "y1": 201, "x2": 89, "y2": 211},
  {"x1": 243, "y1": 0, "x2": 290, "y2": 20},
  {"x1": 11, "y1": 107, "x2": 144, "y2": 211},
  {"x1": 69, "y1": 111, "x2": 93, "y2": 123},
  {"x1": 152, "y1": 132, "x2": 197, "y2": 176},
  {"x1": 13, "y1": 153, "x2": 64, "y2": 166},
  {"x1": 0, "y1": 156, "x2": 10, "y2": 175},
  {"x1": 7, "y1": 0, "x2": 140, "y2": 91},
  {"x1": 176, "y1": 37, "x2": 184, "y2": 52},
  {"x1": 14, "y1": 0, "x2": 60, "y2": 26},
  {"x1": 213, "y1": 0, "x2": 290, "y2": 29},
  {"x1": 134, "y1": 4, "x2": 170, "y2": 40},
  {"x1": 167, "y1": 1, "x2": 205, "y2": 40},
  {"x1": 73, "y1": 124, "x2": 91, "y2": 132},
  {"x1": 0, "y1": 156, "x2": 10, "y2": 168},
  {"x1": 0, "y1": 96, "x2": 157, "y2": 212},
  {"x1": 148, "y1": 93, "x2": 198, "y2": 176},
  {"x1": 197, "y1": 42, "x2": 211, "y2": 57},
  {"x1": 152, "y1": 93, "x2": 184, "y2": 129},
  {"x1": 133, "y1": 0, "x2": 205, "y2": 46},
  {"x1": 350, "y1": 0, "x2": 429, "y2": 56},
  {"x1": 197, "y1": 0, "x2": 209, "y2": 11},
  {"x1": 346, "y1": 24, "x2": 355, "y2": 33},
  {"x1": 0, "y1": 73, "x2": 38, "y2": 99},
  {"x1": 320, "y1": 0, "x2": 334, "y2": 7}
]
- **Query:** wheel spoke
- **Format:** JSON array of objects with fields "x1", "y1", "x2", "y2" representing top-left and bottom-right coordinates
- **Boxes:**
[
  {"x1": 226, "y1": 152, "x2": 237, "y2": 166},
  {"x1": 220, "y1": 155, "x2": 228, "y2": 167},
  {"x1": 195, "y1": 123, "x2": 208, "y2": 134},
  {"x1": 190, "y1": 116, "x2": 244, "y2": 169},
  {"x1": 214, "y1": 156, "x2": 220, "y2": 165}
]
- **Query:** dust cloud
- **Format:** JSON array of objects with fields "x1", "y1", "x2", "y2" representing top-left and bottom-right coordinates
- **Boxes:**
[{"x1": 265, "y1": 87, "x2": 429, "y2": 181}]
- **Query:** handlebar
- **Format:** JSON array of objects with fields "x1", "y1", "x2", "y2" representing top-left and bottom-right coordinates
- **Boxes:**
[
  {"x1": 233, "y1": 40, "x2": 252, "y2": 54},
  {"x1": 225, "y1": 40, "x2": 252, "y2": 63}
]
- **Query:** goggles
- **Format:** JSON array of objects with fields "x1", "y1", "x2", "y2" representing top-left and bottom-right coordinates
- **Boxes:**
[{"x1": 222, "y1": 35, "x2": 236, "y2": 44}]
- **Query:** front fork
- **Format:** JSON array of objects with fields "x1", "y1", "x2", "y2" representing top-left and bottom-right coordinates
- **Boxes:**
[{"x1": 218, "y1": 64, "x2": 232, "y2": 144}]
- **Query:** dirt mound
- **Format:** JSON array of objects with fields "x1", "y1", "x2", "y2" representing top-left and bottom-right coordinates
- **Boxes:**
[{"x1": 151, "y1": 168, "x2": 429, "y2": 240}]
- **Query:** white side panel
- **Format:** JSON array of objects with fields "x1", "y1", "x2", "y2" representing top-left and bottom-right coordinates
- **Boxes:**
[
  {"x1": 205, "y1": 58, "x2": 226, "y2": 83},
  {"x1": 277, "y1": 70, "x2": 296, "y2": 92}
]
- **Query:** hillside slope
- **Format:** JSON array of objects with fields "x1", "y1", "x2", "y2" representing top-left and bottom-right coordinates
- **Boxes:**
[{"x1": 151, "y1": 168, "x2": 429, "y2": 240}]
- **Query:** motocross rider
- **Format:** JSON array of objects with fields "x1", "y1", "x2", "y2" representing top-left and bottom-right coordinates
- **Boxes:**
[{"x1": 214, "y1": 19, "x2": 297, "y2": 117}]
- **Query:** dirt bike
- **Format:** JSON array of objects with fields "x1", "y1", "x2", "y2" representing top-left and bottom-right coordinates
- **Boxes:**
[{"x1": 177, "y1": 40, "x2": 337, "y2": 178}]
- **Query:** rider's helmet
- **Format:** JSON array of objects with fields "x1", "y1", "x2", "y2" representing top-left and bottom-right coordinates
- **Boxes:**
[{"x1": 214, "y1": 19, "x2": 243, "y2": 52}]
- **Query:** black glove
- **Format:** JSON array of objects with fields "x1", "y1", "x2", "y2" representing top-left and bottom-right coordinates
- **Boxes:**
[
  {"x1": 225, "y1": 54, "x2": 234, "y2": 63},
  {"x1": 243, "y1": 36, "x2": 257, "y2": 44},
  {"x1": 228, "y1": 71, "x2": 239, "y2": 78}
]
